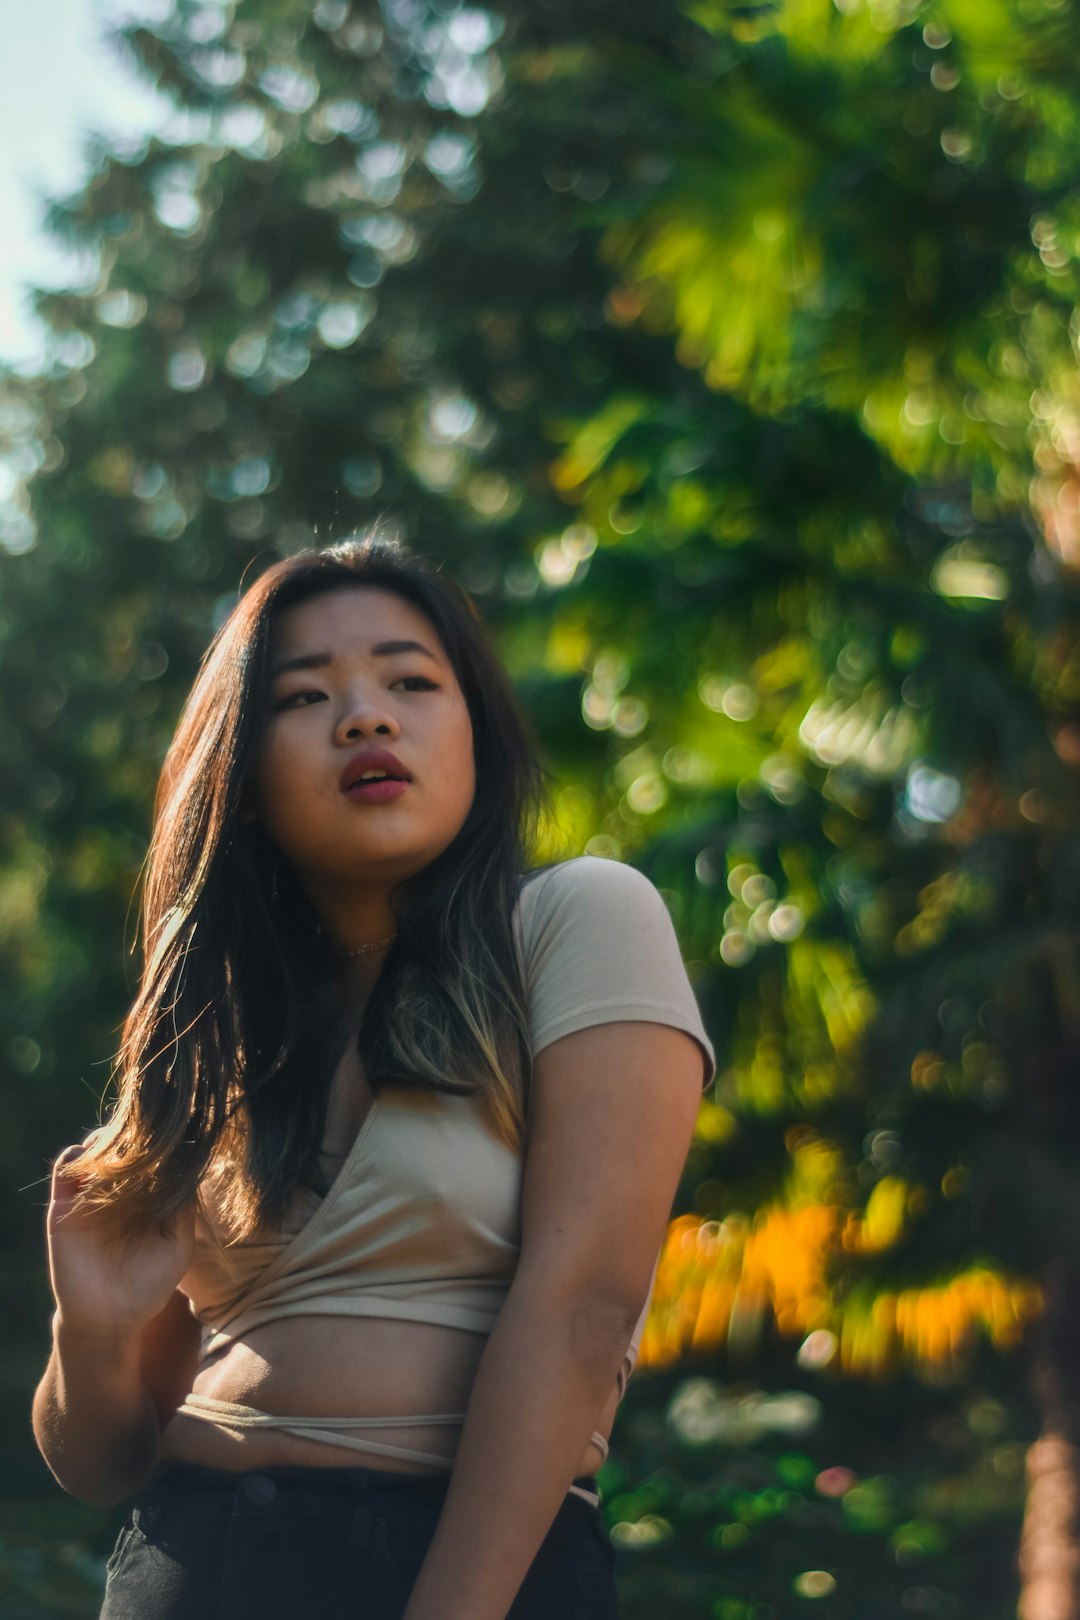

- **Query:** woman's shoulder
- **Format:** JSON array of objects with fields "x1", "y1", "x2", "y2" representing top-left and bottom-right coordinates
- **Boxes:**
[
  {"x1": 516, "y1": 852, "x2": 659, "y2": 905},
  {"x1": 512, "y1": 855, "x2": 716, "y2": 1084},
  {"x1": 513, "y1": 855, "x2": 669, "y2": 950}
]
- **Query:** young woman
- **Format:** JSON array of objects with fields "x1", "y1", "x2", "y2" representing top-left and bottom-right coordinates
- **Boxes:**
[{"x1": 34, "y1": 533, "x2": 715, "y2": 1620}]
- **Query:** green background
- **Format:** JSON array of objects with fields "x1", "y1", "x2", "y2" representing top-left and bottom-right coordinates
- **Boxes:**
[{"x1": 4, "y1": 0, "x2": 1080, "y2": 1613}]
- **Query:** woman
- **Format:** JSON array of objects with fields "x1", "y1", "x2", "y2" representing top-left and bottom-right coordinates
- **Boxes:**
[{"x1": 34, "y1": 532, "x2": 715, "y2": 1620}]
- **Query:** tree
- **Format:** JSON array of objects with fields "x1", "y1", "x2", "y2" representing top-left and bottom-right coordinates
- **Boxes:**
[{"x1": 3, "y1": 0, "x2": 1079, "y2": 1614}]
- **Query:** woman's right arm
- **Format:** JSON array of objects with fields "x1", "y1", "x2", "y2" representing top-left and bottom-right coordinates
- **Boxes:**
[
  {"x1": 32, "y1": 1315, "x2": 164, "y2": 1511},
  {"x1": 31, "y1": 1138, "x2": 197, "y2": 1511}
]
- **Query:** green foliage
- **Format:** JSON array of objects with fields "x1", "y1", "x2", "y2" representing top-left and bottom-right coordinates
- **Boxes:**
[{"x1": 3, "y1": 0, "x2": 1080, "y2": 1613}]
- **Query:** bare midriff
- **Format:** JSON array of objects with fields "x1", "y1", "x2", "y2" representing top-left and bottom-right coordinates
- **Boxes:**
[
  {"x1": 160, "y1": 1035, "x2": 616, "y2": 1478},
  {"x1": 158, "y1": 1315, "x2": 618, "y2": 1476}
]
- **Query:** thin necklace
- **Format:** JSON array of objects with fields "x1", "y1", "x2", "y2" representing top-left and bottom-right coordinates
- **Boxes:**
[{"x1": 329, "y1": 932, "x2": 398, "y2": 958}]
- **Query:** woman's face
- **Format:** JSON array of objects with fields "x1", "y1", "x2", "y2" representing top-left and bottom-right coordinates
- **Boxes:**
[{"x1": 248, "y1": 585, "x2": 476, "y2": 895}]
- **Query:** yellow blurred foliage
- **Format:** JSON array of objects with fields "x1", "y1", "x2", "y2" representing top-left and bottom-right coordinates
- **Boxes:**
[
  {"x1": 549, "y1": 396, "x2": 650, "y2": 493},
  {"x1": 543, "y1": 618, "x2": 591, "y2": 676},
  {"x1": 694, "y1": 1100, "x2": 739, "y2": 1144},
  {"x1": 841, "y1": 1176, "x2": 910, "y2": 1254},
  {"x1": 639, "y1": 1207, "x2": 1044, "y2": 1382}
]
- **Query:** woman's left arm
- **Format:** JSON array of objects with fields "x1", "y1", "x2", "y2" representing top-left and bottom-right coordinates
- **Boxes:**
[{"x1": 400, "y1": 1017, "x2": 707, "y2": 1620}]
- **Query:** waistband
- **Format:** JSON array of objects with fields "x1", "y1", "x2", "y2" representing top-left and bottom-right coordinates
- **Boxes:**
[{"x1": 138, "y1": 1458, "x2": 600, "y2": 1517}]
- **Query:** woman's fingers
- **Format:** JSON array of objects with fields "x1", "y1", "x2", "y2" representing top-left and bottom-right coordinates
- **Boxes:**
[
  {"x1": 49, "y1": 1139, "x2": 103, "y2": 1221},
  {"x1": 52, "y1": 1144, "x2": 87, "y2": 1187},
  {"x1": 51, "y1": 1128, "x2": 108, "y2": 1187}
]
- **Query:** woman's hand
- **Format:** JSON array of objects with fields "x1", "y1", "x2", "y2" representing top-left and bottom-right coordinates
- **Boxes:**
[{"x1": 45, "y1": 1131, "x2": 196, "y2": 1339}]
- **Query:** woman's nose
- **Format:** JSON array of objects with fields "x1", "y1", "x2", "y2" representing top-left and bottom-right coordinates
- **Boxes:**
[{"x1": 334, "y1": 690, "x2": 400, "y2": 741}]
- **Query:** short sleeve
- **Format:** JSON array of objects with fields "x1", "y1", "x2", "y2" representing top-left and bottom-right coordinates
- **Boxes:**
[{"x1": 515, "y1": 856, "x2": 716, "y2": 1092}]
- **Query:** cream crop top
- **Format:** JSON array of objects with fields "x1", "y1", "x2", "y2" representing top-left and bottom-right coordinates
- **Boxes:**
[{"x1": 174, "y1": 856, "x2": 716, "y2": 1507}]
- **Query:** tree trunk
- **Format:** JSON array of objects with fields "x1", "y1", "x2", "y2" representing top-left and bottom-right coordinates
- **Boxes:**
[{"x1": 1019, "y1": 1260, "x2": 1080, "y2": 1620}]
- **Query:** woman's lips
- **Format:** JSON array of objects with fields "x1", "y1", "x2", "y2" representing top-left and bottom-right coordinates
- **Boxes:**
[
  {"x1": 339, "y1": 748, "x2": 410, "y2": 789},
  {"x1": 343, "y1": 779, "x2": 410, "y2": 803}
]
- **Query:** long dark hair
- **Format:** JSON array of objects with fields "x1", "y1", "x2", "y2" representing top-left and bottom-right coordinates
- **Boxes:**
[{"x1": 70, "y1": 532, "x2": 554, "y2": 1244}]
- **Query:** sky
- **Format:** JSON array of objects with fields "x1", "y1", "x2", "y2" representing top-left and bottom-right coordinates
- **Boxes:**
[{"x1": 0, "y1": 0, "x2": 172, "y2": 367}]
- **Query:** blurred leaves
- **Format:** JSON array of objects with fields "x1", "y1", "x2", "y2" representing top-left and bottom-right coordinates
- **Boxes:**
[{"x1": 5, "y1": 0, "x2": 1080, "y2": 1613}]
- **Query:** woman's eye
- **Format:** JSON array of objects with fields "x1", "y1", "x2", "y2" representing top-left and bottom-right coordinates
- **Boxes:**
[
  {"x1": 274, "y1": 689, "x2": 324, "y2": 710},
  {"x1": 274, "y1": 677, "x2": 436, "y2": 711}
]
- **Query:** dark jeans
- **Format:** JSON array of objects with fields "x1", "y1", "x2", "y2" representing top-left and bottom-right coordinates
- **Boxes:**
[{"x1": 100, "y1": 1458, "x2": 620, "y2": 1619}]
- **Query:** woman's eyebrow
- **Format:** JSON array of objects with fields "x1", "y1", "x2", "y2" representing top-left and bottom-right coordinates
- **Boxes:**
[{"x1": 270, "y1": 640, "x2": 441, "y2": 679}]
